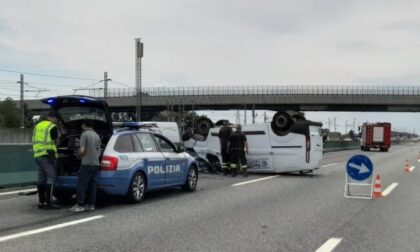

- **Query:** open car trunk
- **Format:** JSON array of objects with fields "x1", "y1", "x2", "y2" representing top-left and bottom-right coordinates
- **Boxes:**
[{"x1": 41, "y1": 96, "x2": 113, "y2": 176}]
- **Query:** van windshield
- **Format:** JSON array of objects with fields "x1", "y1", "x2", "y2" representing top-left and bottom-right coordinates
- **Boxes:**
[{"x1": 58, "y1": 107, "x2": 107, "y2": 123}]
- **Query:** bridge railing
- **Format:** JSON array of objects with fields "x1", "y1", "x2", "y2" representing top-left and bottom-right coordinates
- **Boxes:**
[{"x1": 90, "y1": 85, "x2": 420, "y2": 97}]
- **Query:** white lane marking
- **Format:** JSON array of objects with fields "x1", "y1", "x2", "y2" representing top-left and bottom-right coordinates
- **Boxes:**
[
  {"x1": 382, "y1": 183, "x2": 399, "y2": 197},
  {"x1": 321, "y1": 163, "x2": 339, "y2": 168},
  {"x1": 409, "y1": 166, "x2": 415, "y2": 172},
  {"x1": 232, "y1": 175, "x2": 278, "y2": 186},
  {"x1": 0, "y1": 189, "x2": 37, "y2": 197},
  {"x1": 315, "y1": 237, "x2": 343, "y2": 252},
  {"x1": 0, "y1": 215, "x2": 104, "y2": 243}
]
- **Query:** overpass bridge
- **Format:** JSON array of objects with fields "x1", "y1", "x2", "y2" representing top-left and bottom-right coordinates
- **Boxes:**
[{"x1": 25, "y1": 85, "x2": 420, "y2": 116}]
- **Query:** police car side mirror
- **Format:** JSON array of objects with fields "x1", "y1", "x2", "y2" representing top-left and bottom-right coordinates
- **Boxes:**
[{"x1": 177, "y1": 145, "x2": 186, "y2": 153}]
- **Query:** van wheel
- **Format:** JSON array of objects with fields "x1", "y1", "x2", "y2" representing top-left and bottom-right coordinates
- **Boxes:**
[
  {"x1": 182, "y1": 166, "x2": 198, "y2": 192},
  {"x1": 53, "y1": 189, "x2": 74, "y2": 203},
  {"x1": 271, "y1": 111, "x2": 292, "y2": 136},
  {"x1": 207, "y1": 155, "x2": 222, "y2": 173},
  {"x1": 127, "y1": 172, "x2": 146, "y2": 203},
  {"x1": 195, "y1": 117, "x2": 214, "y2": 136}
]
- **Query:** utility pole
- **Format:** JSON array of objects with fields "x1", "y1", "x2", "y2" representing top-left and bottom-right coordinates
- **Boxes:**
[
  {"x1": 334, "y1": 117, "x2": 337, "y2": 132},
  {"x1": 244, "y1": 105, "x2": 247, "y2": 125},
  {"x1": 191, "y1": 99, "x2": 195, "y2": 127},
  {"x1": 18, "y1": 74, "x2": 24, "y2": 128},
  {"x1": 345, "y1": 120, "x2": 348, "y2": 134},
  {"x1": 353, "y1": 118, "x2": 356, "y2": 131},
  {"x1": 104, "y1": 72, "x2": 111, "y2": 101},
  {"x1": 328, "y1": 118, "x2": 331, "y2": 131},
  {"x1": 236, "y1": 110, "x2": 241, "y2": 125},
  {"x1": 252, "y1": 103, "x2": 255, "y2": 124},
  {"x1": 135, "y1": 38, "x2": 143, "y2": 121}
]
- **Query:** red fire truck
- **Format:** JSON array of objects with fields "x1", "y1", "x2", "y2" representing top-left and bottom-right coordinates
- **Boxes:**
[{"x1": 360, "y1": 122, "x2": 391, "y2": 152}]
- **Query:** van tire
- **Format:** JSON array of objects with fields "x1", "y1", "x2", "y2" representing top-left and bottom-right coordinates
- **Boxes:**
[
  {"x1": 271, "y1": 111, "x2": 292, "y2": 136},
  {"x1": 289, "y1": 111, "x2": 306, "y2": 121},
  {"x1": 215, "y1": 119, "x2": 229, "y2": 126},
  {"x1": 207, "y1": 155, "x2": 222, "y2": 173},
  {"x1": 182, "y1": 166, "x2": 198, "y2": 192},
  {"x1": 127, "y1": 172, "x2": 146, "y2": 203},
  {"x1": 196, "y1": 117, "x2": 214, "y2": 136}
]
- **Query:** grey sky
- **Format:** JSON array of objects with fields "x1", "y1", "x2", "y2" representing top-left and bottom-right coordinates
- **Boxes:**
[{"x1": 0, "y1": 0, "x2": 420, "y2": 133}]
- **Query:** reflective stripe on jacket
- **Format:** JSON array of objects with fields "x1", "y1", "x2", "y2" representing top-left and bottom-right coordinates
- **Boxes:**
[{"x1": 32, "y1": 120, "x2": 57, "y2": 158}]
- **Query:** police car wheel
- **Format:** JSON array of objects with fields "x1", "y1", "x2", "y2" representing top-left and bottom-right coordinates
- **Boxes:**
[
  {"x1": 182, "y1": 166, "x2": 198, "y2": 192},
  {"x1": 128, "y1": 172, "x2": 146, "y2": 203}
]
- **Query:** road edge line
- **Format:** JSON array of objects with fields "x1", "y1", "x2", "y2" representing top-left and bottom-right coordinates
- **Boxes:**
[
  {"x1": 382, "y1": 183, "x2": 398, "y2": 197},
  {"x1": 315, "y1": 237, "x2": 343, "y2": 252},
  {"x1": 0, "y1": 189, "x2": 37, "y2": 197},
  {"x1": 321, "y1": 163, "x2": 339, "y2": 168},
  {"x1": 0, "y1": 215, "x2": 104, "y2": 243},
  {"x1": 232, "y1": 175, "x2": 278, "y2": 187}
]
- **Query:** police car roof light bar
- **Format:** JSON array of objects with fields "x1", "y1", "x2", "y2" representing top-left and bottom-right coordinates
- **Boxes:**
[{"x1": 112, "y1": 122, "x2": 158, "y2": 129}]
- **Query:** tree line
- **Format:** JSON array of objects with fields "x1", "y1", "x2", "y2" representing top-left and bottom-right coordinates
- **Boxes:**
[{"x1": 0, "y1": 97, "x2": 33, "y2": 128}]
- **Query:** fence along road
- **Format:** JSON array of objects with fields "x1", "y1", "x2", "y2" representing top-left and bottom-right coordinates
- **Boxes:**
[{"x1": 24, "y1": 85, "x2": 420, "y2": 112}]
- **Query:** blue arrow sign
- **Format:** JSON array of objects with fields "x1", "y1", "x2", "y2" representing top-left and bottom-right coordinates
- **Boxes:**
[{"x1": 346, "y1": 155, "x2": 373, "y2": 181}]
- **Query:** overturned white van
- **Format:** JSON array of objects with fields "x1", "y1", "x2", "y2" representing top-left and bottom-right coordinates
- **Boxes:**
[{"x1": 183, "y1": 111, "x2": 323, "y2": 173}]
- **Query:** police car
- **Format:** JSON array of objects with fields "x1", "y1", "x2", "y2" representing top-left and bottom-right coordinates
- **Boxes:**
[{"x1": 41, "y1": 96, "x2": 198, "y2": 203}]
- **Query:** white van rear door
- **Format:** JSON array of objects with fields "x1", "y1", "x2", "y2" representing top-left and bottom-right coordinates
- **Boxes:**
[
  {"x1": 268, "y1": 129, "x2": 305, "y2": 172},
  {"x1": 244, "y1": 124, "x2": 274, "y2": 171},
  {"x1": 309, "y1": 125, "x2": 323, "y2": 168}
]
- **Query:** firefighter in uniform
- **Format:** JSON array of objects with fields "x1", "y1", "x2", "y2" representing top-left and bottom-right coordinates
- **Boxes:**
[
  {"x1": 228, "y1": 124, "x2": 249, "y2": 177},
  {"x1": 218, "y1": 120, "x2": 233, "y2": 175},
  {"x1": 32, "y1": 111, "x2": 60, "y2": 209}
]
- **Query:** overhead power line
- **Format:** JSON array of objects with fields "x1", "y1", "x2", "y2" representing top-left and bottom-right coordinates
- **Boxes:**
[
  {"x1": 111, "y1": 80, "x2": 134, "y2": 88},
  {"x1": 0, "y1": 68, "x2": 101, "y2": 81},
  {"x1": 26, "y1": 81, "x2": 89, "y2": 88}
]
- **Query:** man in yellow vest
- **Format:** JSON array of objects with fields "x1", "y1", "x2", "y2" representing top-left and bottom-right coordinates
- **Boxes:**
[{"x1": 33, "y1": 111, "x2": 61, "y2": 210}]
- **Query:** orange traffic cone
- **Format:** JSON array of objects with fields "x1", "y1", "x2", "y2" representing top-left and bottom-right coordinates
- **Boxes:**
[
  {"x1": 372, "y1": 174, "x2": 382, "y2": 198},
  {"x1": 404, "y1": 160, "x2": 410, "y2": 172},
  {"x1": 417, "y1": 152, "x2": 420, "y2": 162}
]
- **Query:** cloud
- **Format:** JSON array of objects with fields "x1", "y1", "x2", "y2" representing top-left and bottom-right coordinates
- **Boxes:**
[{"x1": 1, "y1": 0, "x2": 420, "y2": 87}]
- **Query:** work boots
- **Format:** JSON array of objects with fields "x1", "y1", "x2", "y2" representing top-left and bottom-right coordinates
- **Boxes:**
[
  {"x1": 223, "y1": 169, "x2": 229, "y2": 176},
  {"x1": 44, "y1": 184, "x2": 61, "y2": 210},
  {"x1": 243, "y1": 168, "x2": 248, "y2": 177},
  {"x1": 37, "y1": 184, "x2": 45, "y2": 209}
]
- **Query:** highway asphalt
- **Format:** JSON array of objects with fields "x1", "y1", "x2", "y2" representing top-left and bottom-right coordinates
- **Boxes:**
[{"x1": 0, "y1": 144, "x2": 419, "y2": 252}]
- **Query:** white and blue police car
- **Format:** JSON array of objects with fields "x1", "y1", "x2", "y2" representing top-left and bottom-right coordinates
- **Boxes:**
[{"x1": 41, "y1": 96, "x2": 198, "y2": 203}]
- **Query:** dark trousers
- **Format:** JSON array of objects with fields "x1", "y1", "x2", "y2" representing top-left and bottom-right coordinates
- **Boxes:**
[
  {"x1": 35, "y1": 156, "x2": 57, "y2": 204},
  {"x1": 76, "y1": 165, "x2": 99, "y2": 206},
  {"x1": 230, "y1": 150, "x2": 247, "y2": 167},
  {"x1": 221, "y1": 147, "x2": 230, "y2": 170},
  {"x1": 35, "y1": 156, "x2": 56, "y2": 185}
]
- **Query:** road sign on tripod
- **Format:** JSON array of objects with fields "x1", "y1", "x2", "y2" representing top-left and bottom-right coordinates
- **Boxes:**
[{"x1": 344, "y1": 155, "x2": 374, "y2": 199}]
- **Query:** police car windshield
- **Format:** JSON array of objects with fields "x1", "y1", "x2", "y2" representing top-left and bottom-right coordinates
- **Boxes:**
[{"x1": 58, "y1": 107, "x2": 106, "y2": 123}]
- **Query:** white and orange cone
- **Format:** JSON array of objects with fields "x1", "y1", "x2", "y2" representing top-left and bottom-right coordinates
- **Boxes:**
[
  {"x1": 417, "y1": 152, "x2": 420, "y2": 163},
  {"x1": 404, "y1": 160, "x2": 410, "y2": 172},
  {"x1": 372, "y1": 174, "x2": 382, "y2": 198}
]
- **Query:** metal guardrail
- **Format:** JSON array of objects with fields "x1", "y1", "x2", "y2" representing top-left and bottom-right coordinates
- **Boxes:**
[{"x1": 89, "y1": 85, "x2": 420, "y2": 98}]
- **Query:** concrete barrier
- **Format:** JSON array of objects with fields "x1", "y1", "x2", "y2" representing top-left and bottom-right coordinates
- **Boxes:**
[
  {"x1": 323, "y1": 140, "x2": 360, "y2": 153},
  {"x1": 0, "y1": 144, "x2": 37, "y2": 188},
  {"x1": 0, "y1": 129, "x2": 32, "y2": 144}
]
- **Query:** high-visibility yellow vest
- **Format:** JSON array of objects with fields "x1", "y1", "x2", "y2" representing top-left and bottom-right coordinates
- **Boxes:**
[{"x1": 32, "y1": 120, "x2": 58, "y2": 158}]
